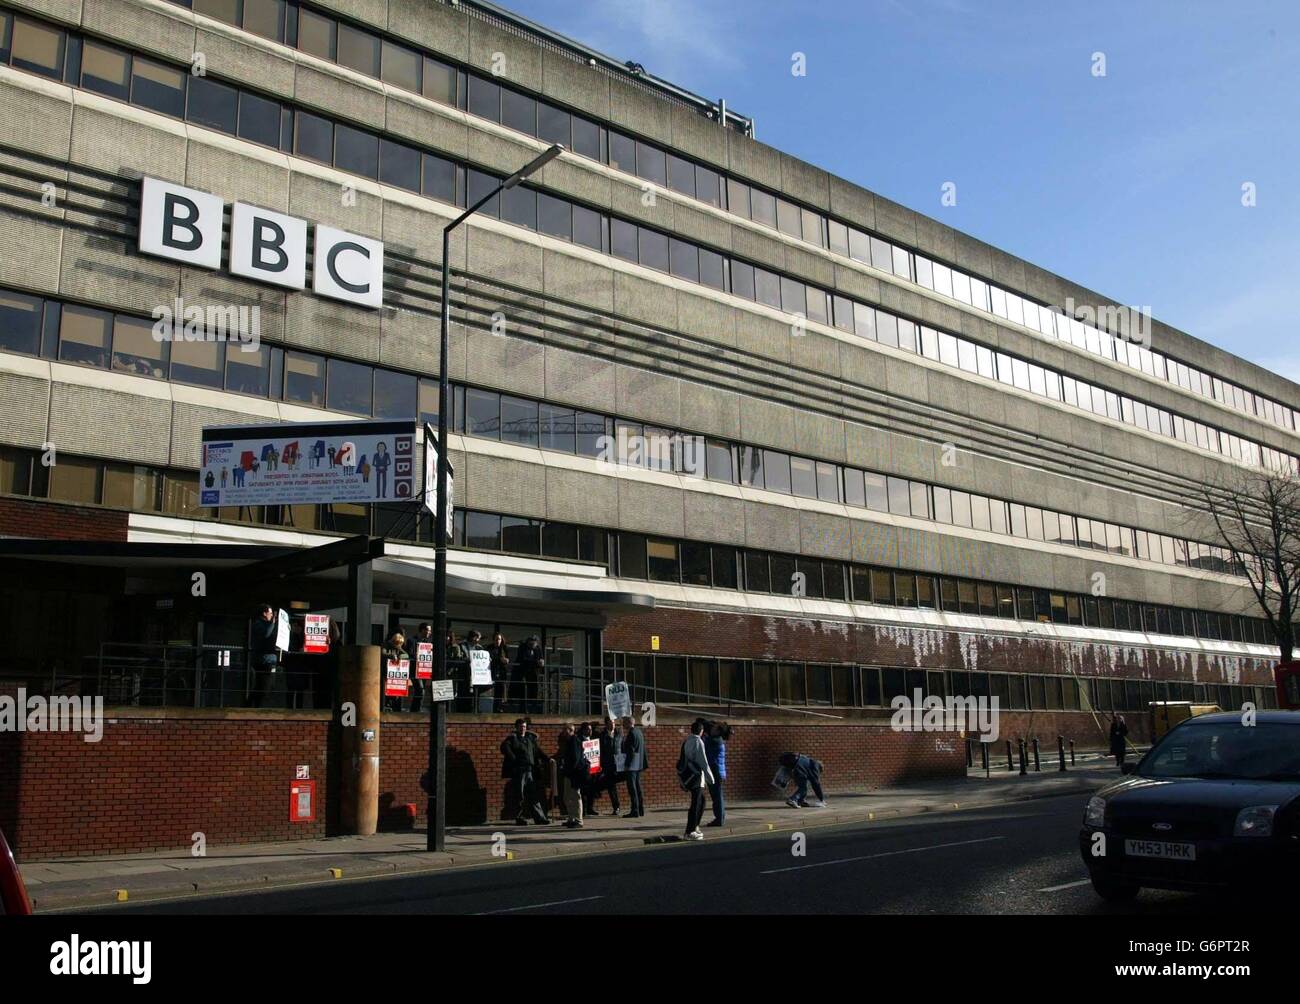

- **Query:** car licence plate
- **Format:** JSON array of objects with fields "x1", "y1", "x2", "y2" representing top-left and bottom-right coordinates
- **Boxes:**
[{"x1": 1125, "y1": 838, "x2": 1196, "y2": 861}]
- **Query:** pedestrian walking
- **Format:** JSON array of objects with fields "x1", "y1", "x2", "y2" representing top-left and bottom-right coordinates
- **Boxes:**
[
  {"x1": 500, "y1": 718, "x2": 551, "y2": 825},
  {"x1": 1109, "y1": 714, "x2": 1129, "y2": 769},
  {"x1": 621, "y1": 716, "x2": 647, "y2": 817},
  {"x1": 677, "y1": 720, "x2": 714, "y2": 840},
  {"x1": 706, "y1": 722, "x2": 731, "y2": 826},
  {"x1": 778, "y1": 752, "x2": 827, "y2": 808}
]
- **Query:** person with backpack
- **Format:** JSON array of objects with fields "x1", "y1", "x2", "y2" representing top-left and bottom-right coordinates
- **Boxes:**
[
  {"x1": 677, "y1": 720, "x2": 715, "y2": 840},
  {"x1": 779, "y1": 751, "x2": 827, "y2": 808}
]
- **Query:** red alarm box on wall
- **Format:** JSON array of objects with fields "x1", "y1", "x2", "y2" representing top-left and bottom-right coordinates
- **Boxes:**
[{"x1": 290, "y1": 780, "x2": 316, "y2": 822}]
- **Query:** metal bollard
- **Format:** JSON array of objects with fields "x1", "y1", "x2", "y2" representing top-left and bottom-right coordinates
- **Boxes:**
[
  {"x1": 1006, "y1": 740, "x2": 1014, "y2": 772},
  {"x1": 1032, "y1": 737, "x2": 1041, "y2": 772},
  {"x1": 1058, "y1": 735, "x2": 1067, "y2": 771},
  {"x1": 1070, "y1": 740, "x2": 1076, "y2": 765},
  {"x1": 981, "y1": 741, "x2": 990, "y2": 778},
  {"x1": 1018, "y1": 738, "x2": 1027, "y2": 776},
  {"x1": 966, "y1": 739, "x2": 974, "y2": 768}
]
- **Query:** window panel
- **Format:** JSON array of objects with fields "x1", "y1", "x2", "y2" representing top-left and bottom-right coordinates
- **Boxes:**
[
  {"x1": 326, "y1": 358, "x2": 373, "y2": 415},
  {"x1": 381, "y1": 39, "x2": 421, "y2": 91},
  {"x1": 423, "y1": 56, "x2": 456, "y2": 104},
  {"x1": 243, "y1": 0, "x2": 285, "y2": 41},
  {"x1": 111, "y1": 314, "x2": 168, "y2": 378},
  {"x1": 500, "y1": 87, "x2": 536, "y2": 135},
  {"x1": 0, "y1": 291, "x2": 42, "y2": 356},
  {"x1": 695, "y1": 165, "x2": 721, "y2": 206},
  {"x1": 750, "y1": 188, "x2": 777, "y2": 227},
  {"x1": 379, "y1": 138, "x2": 420, "y2": 191},
  {"x1": 700, "y1": 248, "x2": 726, "y2": 290},
  {"x1": 500, "y1": 183, "x2": 536, "y2": 229},
  {"x1": 80, "y1": 40, "x2": 130, "y2": 99},
  {"x1": 336, "y1": 23, "x2": 380, "y2": 76},
  {"x1": 237, "y1": 90, "x2": 281, "y2": 147},
  {"x1": 11, "y1": 16, "x2": 64, "y2": 79},
  {"x1": 762, "y1": 451, "x2": 792, "y2": 494},
  {"x1": 669, "y1": 238, "x2": 699, "y2": 282},
  {"x1": 172, "y1": 338, "x2": 225, "y2": 390},
  {"x1": 638, "y1": 228, "x2": 670, "y2": 271},
  {"x1": 635, "y1": 142, "x2": 666, "y2": 186},
  {"x1": 132, "y1": 56, "x2": 186, "y2": 117},
  {"x1": 335, "y1": 123, "x2": 379, "y2": 178},
  {"x1": 297, "y1": 8, "x2": 336, "y2": 59},
  {"x1": 58, "y1": 305, "x2": 111, "y2": 368},
  {"x1": 295, "y1": 111, "x2": 333, "y2": 164},
  {"x1": 790, "y1": 456, "x2": 817, "y2": 498}
]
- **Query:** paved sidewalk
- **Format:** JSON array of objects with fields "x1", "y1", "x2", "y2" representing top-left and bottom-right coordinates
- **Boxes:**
[{"x1": 24, "y1": 762, "x2": 1123, "y2": 912}]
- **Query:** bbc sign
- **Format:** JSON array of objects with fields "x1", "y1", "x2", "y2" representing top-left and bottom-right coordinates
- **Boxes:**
[{"x1": 138, "y1": 177, "x2": 384, "y2": 308}]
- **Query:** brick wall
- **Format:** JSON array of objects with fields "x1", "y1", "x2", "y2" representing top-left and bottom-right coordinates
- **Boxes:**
[
  {"x1": 0, "y1": 497, "x2": 128, "y2": 541},
  {"x1": 2, "y1": 710, "x2": 965, "y2": 859},
  {"x1": 606, "y1": 607, "x2": 1275, "y2": 686}
]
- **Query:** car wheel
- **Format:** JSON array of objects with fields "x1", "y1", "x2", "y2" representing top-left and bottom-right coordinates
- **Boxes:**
[{"x1": 1090, "y1": 873, "x2": 1140, "y2": 902}]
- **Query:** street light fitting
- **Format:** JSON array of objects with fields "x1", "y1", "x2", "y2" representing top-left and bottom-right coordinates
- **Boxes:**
[{"x1": 502, "y1": 144, "x2": 565, "y2": 189}]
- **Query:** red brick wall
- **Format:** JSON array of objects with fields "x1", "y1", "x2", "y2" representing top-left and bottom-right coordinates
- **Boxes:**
[
  {"x1": 2, "y1": 711, "x2": 965, "y2": 859},
  {"x1": 0, "y1": 497, "x2": 128, "y2": 541},
  {"x1": 606, "y1": 607, "x2": 1275, "y2": 687}
]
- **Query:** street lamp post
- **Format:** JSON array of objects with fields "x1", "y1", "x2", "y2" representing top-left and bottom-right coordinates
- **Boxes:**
[{"x1": 427, "y1": 144, "x2": 563, "y2": 853}]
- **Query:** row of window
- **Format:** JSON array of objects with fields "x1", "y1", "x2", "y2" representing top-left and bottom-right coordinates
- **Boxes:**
[
  {"x1": 446, "y1": 505, "x2": 1269, "y2": 646},
  {"x1": 0, "y1": 439, "x2": 1270, "y2": 648},
  {"x1": 601, "y1": 653, "x2": 1277, "y2": 712},
  {"x1": 4, "y1": 7, "x2": 1293, "y2": 478},
  {"x1": 151, "y1": 0, "x2": 1300, "y2": 436},
  {"x1": 0, "y1": 287, "x2": 1246, "y2": 581}
]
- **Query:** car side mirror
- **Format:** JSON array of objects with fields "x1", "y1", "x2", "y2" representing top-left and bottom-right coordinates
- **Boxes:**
[{"x1": 1120, "y1": 762, "x2": 1137, "y2": 775}]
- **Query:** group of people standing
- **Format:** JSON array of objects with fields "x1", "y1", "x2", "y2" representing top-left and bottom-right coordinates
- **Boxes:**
[
  {"x1": 380, "y1": 628, "x2": 548, "y2": 713},
  {"x1": 498, "y1": 715, "x2": 736, "y2": 837}
]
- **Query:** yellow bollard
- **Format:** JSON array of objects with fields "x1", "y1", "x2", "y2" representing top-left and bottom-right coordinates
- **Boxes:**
[{"x1": 114, "y1": 889, "x2": 128, "y2": 902}]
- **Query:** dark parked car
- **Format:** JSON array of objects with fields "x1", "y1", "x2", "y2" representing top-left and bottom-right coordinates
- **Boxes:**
[
  {"x1": 0, "y1": 828, "x2": 32, "y2": 916},
  {"x1": 1080, "y1": 711, "x2": 1300, "y2": 901}
]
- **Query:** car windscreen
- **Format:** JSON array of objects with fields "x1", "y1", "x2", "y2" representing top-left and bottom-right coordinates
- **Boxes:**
[{"x1": 1140, "y1": 721, "x2": 1300, "y2": 780}]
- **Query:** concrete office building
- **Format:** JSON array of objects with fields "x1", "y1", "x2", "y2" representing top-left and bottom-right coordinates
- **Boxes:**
[{"x1": 0, "y1": 0, "x2": 1289, "y2": 755}]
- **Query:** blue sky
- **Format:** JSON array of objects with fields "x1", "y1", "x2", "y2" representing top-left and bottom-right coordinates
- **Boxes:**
[{"x1": 500, "y1": 0, "x2": 1300, "y2": 382}]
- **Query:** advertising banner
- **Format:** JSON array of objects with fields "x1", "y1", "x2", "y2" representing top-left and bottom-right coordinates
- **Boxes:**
[
  {"x1": 384, "y1": 657, "x2": 411, "y2": 698},
  {"x1": 200, "y1": 420, "x2": 417, "y2": 507},
  {"x1": 470, "y1": 649, "x2": 492, "y2": 686},
  {"x1": 424, "y1": 424, "x2": 454, "y2": 537},
  {"x1": 303, "y1": 614, "x2": 330, "y2": 654},
  {"x1": 416, "y1": 642, "x2": 433, "y2": 680}
]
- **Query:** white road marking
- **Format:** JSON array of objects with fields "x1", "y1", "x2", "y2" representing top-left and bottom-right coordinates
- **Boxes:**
[
  {"x1": 1037, "y1": 878, "x2": 1091, "y2": 892},
  {"x1": 475, "y1": 895, "x2": 604, "y2": 914},
  {"x1": 760, "y1": 836, "x2": 1005, "y2": 875}
]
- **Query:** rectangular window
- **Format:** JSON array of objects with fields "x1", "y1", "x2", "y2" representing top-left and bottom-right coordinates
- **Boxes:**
[
  {"x1": 571, "y1": 115, "x2": 600, "y2": 159},
  {"x1": 667, "y1": 154, "x2": 696, "y2": 196},
  {"x1": 467, "y1": 74, "x2": 501, "y2": 121},
  {"x1": 58, "y1": 305, "x2": 111, "y2": 368},
  {"x1": 635, "y1": 142, "x2": 667, "y2": 187},
  {"x1": 466, "y1": 511, "x2": 501, "y2": 550},
  {"x1": 111, "y1": 314, "x2": 168, "y2": 378},
  {"x1": 272, "y1": 349, "x2": 317, "y2": 404},
  {"x1": 379, "y1": 138, "x2": 420, "y2": 191},
  {"x1": 379, "y1": 40, "x2": 421, "y2": 92},
  {"x1": 871, "y1": 569, "x2": 894, "y2": 605},
  {"x1": 536, "y1": 192, "x2": 571, "y2": 240},
  {"x1": 730, "y1": 260, "x2": 755, "y2": 300},
  {"x1": 501, "y1": 516, "x2": 540, "y2": 555},
  {"x1": 237, "y1": 90, "x2": 281, "y2": 148},
  {"x1": 705, "y1": 439, "x2": 733, "y2": 482},
  {"x1": 762, "y1": 451, "x2": 792, "y2": 494},
  {"x1": 0, "y1": 291, "x2": 42, "y2": 356},
  {"x1": 536, "y1": 101, "x2": 570, "y2": 147},
  {"x1": 750, "y1": 189, "x2": 777, "y2": 227},
  {"x1": 610, "y1": 219, "x2": 638, "y2": 262},
  {"x1": 11, "y1": 16, "x2": 64, "y2": 79},
  {"x1": 132, "y1": 57, "x2": 186, "y2": 117},
  {"x1": 712, "y1": 547, "x2": 738, "y2": 589},
  {"x1": 226, "y1": 344, "x2": 271, "y2": 397},
  {"x1": 700, "y1": 249, "x2": 726, "y2": 291},
  {"x1": 539, "y1": 404, "x2": 575, "y2": 453},
  {"x1": 647, "y1": 538, "x2": 679, "y2": 582},
  {"x1": 172, "y1": 338, "x2": 225, "y2": 390},
  {"x1": 790, "y1": 456, "x2": 817, "y2": 498},
  {"x1": 102, "y1": 463, "x2": 159, "y2": 511},
  {"x1": 754, "y1": 269, "x2": 781, "y2": 308},
  {"x1": 336, "y1": 23, "x2": 380, "y2": 76},
  {"x1": 886, "y1": 477, "x2": 910, "y2": 516},
  {"x1": 80, "y1": 40, "x2": 130, "y2": 99},
  {"x1": 669, "y1": 238, "x2": 699, "y2": 282},
  {"x1": 335, "y1": 123, "x2": 379, "y2": 178},
  {"x1": 500, "y1": 183, "x2": 536, "y2": 229},
  {"x1": 573, "y1": 204, "x2": 602, "y2": 251},
  {"x1": 542, "y1": 521, "x2": 578, "y2": 560},
  {"x1": 423, "y1": 56, "x2": 456, "y2": 105},
  {"x1": 48, "y1": 455, "x2": 101, "y2": 504},
  {"x1": 327, "y1": 358, "x2": 373, "y2": 415},
  {"x1": 744, "y1": 551, "x2": 770, "y2": 593},
  {"x1": 727, "y1": 178, "x2": 750, "y2": 218},
  {"x1": 297, "y1": 8, "x2": 336, "y2": 59},
  {"x1": 696, "y1": 165, "x2": 721, "y2": 207},
  {"x1": 618, "y1": 533, "x2": 647, "y2": 579},
  {"x1": 500, "y1": 87, "x2": 536, "y2": 136},
  {"x1": 575, "y1": 412, "x2": 606, "y2": 457},
  {"x1": 499, "y1": 395, "x2": 539, "y2": 447},
  {"x1": 295, "y1": 111, "x2": 333, "y2": 164}
]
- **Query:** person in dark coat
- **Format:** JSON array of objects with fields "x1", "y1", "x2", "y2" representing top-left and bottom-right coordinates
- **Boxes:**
[
  {"x1": 677, "y1": 719, "x2": 714, "y2": 839},
  {"x1": 779, "y1": 751, "x2": 827, "y2": 808},
  {"x1": 621, "y1": 716, "x2": 647, "y2": 817},
  {"x1": 488, "y1": 632, "x2": 511, "y2": 713},
  {"x1": 516, "y1": 636, "x2": 545, "y2": 713},
  {"x1": 593, "y1": 715, "x2": 622, "y2": 815},
  {"x1": 247, "y1": 603, "x2": 282, "y2": 708},
  {"x1": 1109, "y1": 714, "x2": 1130, "y2": 769},
  {"x1": 500, "y1": 718, "x2": 551, "y2": 825}
]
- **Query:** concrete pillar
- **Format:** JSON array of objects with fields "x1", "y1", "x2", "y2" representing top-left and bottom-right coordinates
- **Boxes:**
[{"x1": 339, "y1": 644, "x2": 380, "y2": 836}]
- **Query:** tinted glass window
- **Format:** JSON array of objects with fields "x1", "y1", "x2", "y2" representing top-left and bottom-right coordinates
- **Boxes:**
[
  {"x1": 730, "y1": 261, "x2": 755, "y2": 300},
  {"x1": 713, "y1": 547, "x2": 738, "y2": 589},
  {"x1": 696, "y1": 165, "x2": 721, "y2": 207},
  {"x1": 467, "y1": 75, "x2": 501, "y2": 121},
  {"x1": 754, "y1": 269, "x2": 781, "y2": 308},
  {"x1": 750, "y1": 188, "x2": 776, "y2": 227},
  {"x1": 763, "y1": 451, "x2": 792, "y2": 494},
  {"x1": 58, "y1": 305, "x2": 111, "y2": 368},
  {"x1": 466, "y1": 388, "x2": 500, "y2": 439},
  {"x1": 171, "y1": 339, "x2": 225, "y2": 390},
  {"x1": 501, "y1": 88, "x2": 536, "y2": 135},
  {"x1": 381, "y1": 40, "x2": 421, "y2": 91},
  {"x1": 745, "y1": 551, "x2": 770, "y2": 592},
  {"x1": 0, "y1": 291, "x2": 42, "y2": 356},
  {"x1": 572, "y1": 116, "x2": 600, "y2": 160},
  {"x1": 699, "y1": 249, "x2": 726, "y2": 290},
  {"x1": 335, "y1": 123, "x2": 379, "y2": 178},
  {"x1": 667, "y1": 154, "x2": 695, "y2": 196},
  {"x1": 467, "y1": 511, "x2": 501, "y2": 550},
  {"x1": 501, "y1": 184, "x2": 536, "y2": 229},
  {"x1": 226, "y1": 343, "x2": 271, "y2": 397},
  {"x1": 537, "y1": 102, "x2": 570, "y2": 146},
  {"x1": 187, "y1": 75, "x2": 240, "y2": 132},
  {"x1": 573, "y1": 204, "x2": 602, "y2": 251},
  {"x1": 337, "y1": 24, "x2": 380, "y2": 76},
  {"x1": 80, "y1": 40, "x2": 130, "y2": 99},
  {"x1": 638, "y1": 228, "x2": 669, "y2": 272},
  {"x1": 423, "y1": 56, "x2": 456, "y2": 104},
  {"x1": 297, "y1": 8, "x2": 335, "y2": 59},
  {"x1": 327, "y1": 358, "x2": 373, "y2": 415},
  {"x1": 619, "y1": 533, "x2": 647, "y2": 578},
  {"x1": 536, "y1": 192, "x2": 571, "y2": 239},
  {"x1": 500, "y1": 395, "x2": 539, "y2": 447},
  {"x1": 379, "y1": 138, "x2": 420, "y2": 191},
  {"x1": 540, "y1": 404, "x2": 575, "y2": 452},
  {"x1": 422, "y1": 153, "x2": 457, "y2": 203},
  {"x1": 502, "y1": 516, "x2": 540, "y2": 555},
  {"x1": 244, "y1": 0, "x2": 285, "y2": 41},
  {"x1": 466, "y1": 169, "x2": 500, "y2": 217},
  {"x1": 11, "y1": 17, "x2": 64, "y2": 79},
  {"x1": 669, "y1": 238, "x2": 698, "y2": 281},
  {"x1": 608, "y1": 131, "x2": 635, "y2": 173},
  {"x1": 132, "y1": 57, "x2": 186, "y2": 117},
  {"x1": 611, "y1": 219, "x2": 638, "y2": 261},
  {"x1": 706, "y1": 439, "x2": 733, "y2": 482},
  {"x1": 111, "y1": 314, "x2": 168, "y2": 378},
  {"x1": 636, "y1": 142, "x2": 666, "y2": 186},
  {"x1": 295, "y1": 111, "x2": 333, "y2": 164},
  {"x1": 790, "y1": 456, "x2": 816, "y2": 498},
  {"x1": 373, "y1": 368, "x2": 417, "y2": 420},
  {"x1": 237, "y1": 91, "x2": 281, "y2": 147},
  {"x1": 575, "y1": 412, "x2": 605, "y2": 456}
]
